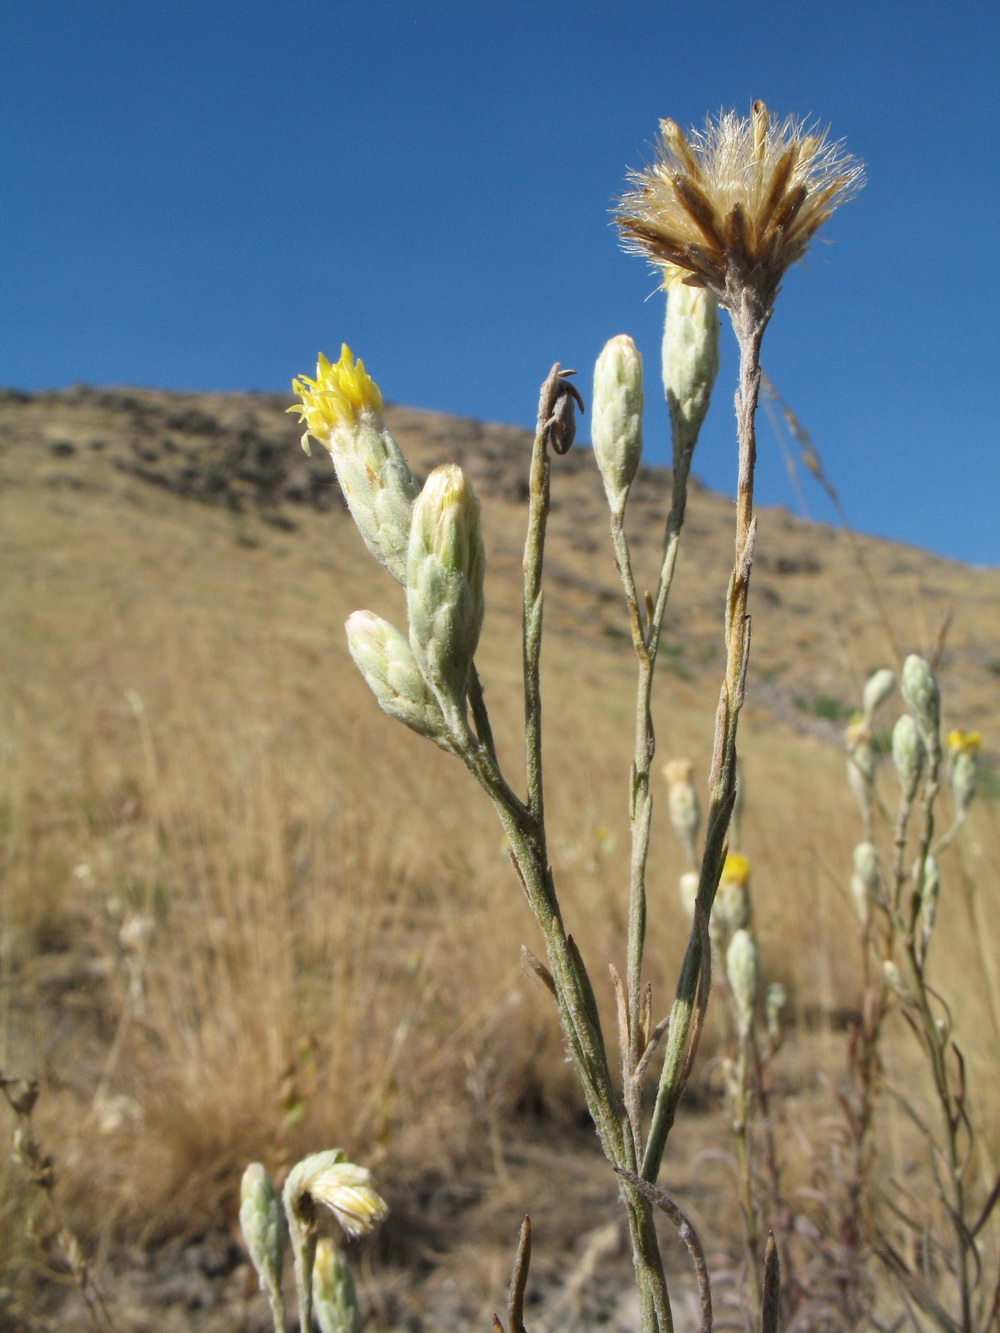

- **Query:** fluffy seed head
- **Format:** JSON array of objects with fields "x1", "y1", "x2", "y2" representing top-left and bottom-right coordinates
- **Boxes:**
[{"x1": 617, "y1": 101, "x2": 863, "y2": 309}]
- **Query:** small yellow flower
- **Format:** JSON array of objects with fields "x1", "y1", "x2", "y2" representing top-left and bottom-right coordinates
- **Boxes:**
[
  {"x1": 617, "y1": 101, "x2": 863, "y2": 308},
  {"x1": 721, "y1": 852, "x2": 751, "y2": 887},
  {"x1": 288, "y1": 345, "x2": 384, "y2": 454},
  {"x1": 947, "y1": 730, "x2": 981, "y2": 756}
]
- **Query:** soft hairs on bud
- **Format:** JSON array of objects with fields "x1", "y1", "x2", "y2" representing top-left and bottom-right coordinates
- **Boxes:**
[
  {"x1": 662, "y1": 281, "x2": 719, "y2": 464},
  {"x1": 892, "y1": 713, "x2": 924, "y2": 803},
  {"x1": 239, "y1": 1164, "x2": 287, "y2": 1329},
  {"x1": 901, "y1": 654, "x2": 941, "y2": 756},
  {"x1": 345, "y1": 611, "x2": 450, "y2": 747},
  {"x1": 406, "y1": 464, "x2": 486, "y2": 712},
  {"x1": 591, "y1": 335, "x2": 644, "y2": 513}
]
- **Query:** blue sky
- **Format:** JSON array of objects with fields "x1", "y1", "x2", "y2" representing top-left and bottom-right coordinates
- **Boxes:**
[{"x1": 1, "y1": 1, "x2": 998, "y2": 564}]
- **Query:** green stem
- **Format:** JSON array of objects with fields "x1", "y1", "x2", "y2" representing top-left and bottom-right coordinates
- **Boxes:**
[{"x1": 643, "y1": 290, "x2": 768, "y2": 1182}]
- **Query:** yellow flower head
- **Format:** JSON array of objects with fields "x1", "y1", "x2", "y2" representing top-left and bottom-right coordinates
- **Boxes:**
[
  {"x1": 948, "y1": 730, "x2": 981, "y2": 756},
  {"x1": 617, "y1": 101, "x2": 863, "y2": 309},
  {"x1": 721, "y1": 852, "x2": 751, "y2": 887},
  {"x1": 288, "y1": 345, "x2": 384, "y2": 454}
]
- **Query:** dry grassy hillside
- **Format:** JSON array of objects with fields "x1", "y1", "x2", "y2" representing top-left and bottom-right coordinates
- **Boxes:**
[{"x1": 1, "y1": 384, "x2": 998, "y2": 1330}]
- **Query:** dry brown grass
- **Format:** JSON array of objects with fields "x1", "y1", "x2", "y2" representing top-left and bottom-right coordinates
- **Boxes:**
[{"x1": 1, "y1": 388, "x2": 998, "y2": 1326}]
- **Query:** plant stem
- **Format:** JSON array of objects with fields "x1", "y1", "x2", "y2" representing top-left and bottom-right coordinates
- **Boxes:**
[
  {"x1": 643, "y1": 288, "x2": 768, "y2": 1183},
  {"x1": 609, "y1": 427, "x2": 696, "y2": 1146}
]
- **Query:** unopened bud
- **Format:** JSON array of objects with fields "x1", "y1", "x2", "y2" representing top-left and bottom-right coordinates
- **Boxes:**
[
  {"x1": 850, "y1": 841, "x2": 880, "y2": 924},
  {"x1": 862, "y1": 668, "x2": 896, "y2": 724},
  {"x1": 239, "y1": 1164, "x2": 287, "y2": 1330},
  {"x1": 948, "y1": 731, "x2": 980, "y2": 820},
  {"x1": 764, "y1": 982, "x2": 787, "y2": 1040},
  {"x1": 845, "y1": 719, "x2": 875, "y2": 821},
  {"x1": 406, "y1": 465, "x2": 485, "y2": 711},
  {"x1": 726, "y1": 929, "x2": 758, "y2": 1036},
  {"x1": 892, "y1": 713, "x2": 924, "y2": 803},
  {"x1": 678, "y1": 870, "x2": 699, "y2": 921},
  {"x1": 591, "y1": 335, "x2": 643, "y2": 513},
  {"x1": 290, "y1": 348, "x2": 419, "y2": 582},
  {"x1": 663, "y1": 759, "x2": 700, "y2": 865},
  {"x1": 901, "y1": 655, "x2": 941, "y2": 758},
  {"x1": 346, "y1": 611, "x2": 449, "y2": 746},
  {"x1": 313, "y1": 1237, "x2": 362, "y2": 1333},
  {"x1": 713, "y1": 853, "x2": 752, "y2": 940},
  {"x1": 915, "y1": 854, "x2": 941, "y2": 952},
  {"x1": 662, "y1": 280, "x2": 720, "y2": 465}
]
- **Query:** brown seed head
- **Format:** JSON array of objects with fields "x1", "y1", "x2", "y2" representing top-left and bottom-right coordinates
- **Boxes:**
[{"x1": 616, "y1": 101, "x2": 863, "y2": 311}]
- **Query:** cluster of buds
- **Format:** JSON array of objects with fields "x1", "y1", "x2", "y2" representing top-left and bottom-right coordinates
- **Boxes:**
[
  {"x1": 291, "y1": 349, "x2": 485, "y2": 743},
  {"x1": 240, "y1": 1151, "x2": 387, "y2": 1333}
]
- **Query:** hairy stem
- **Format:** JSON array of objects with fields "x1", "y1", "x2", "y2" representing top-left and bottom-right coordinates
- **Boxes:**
[{"x1": 643, "y1": 288, "x2": 768, "y2": 1182}]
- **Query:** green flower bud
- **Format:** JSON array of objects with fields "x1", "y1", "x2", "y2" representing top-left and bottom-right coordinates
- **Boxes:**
[
  {"x1": 862, "y1": 668, "x2": 896, "y2": 724},
  {"x1": 850, "y1": 841, "x2": 880, "y2": 924},
  {"x1": 290, "y1": 348, "x2": 419, "y2": 583},
  {"x1": 406, "y1": 465, "x2": 485, "y2": 712},
  {"x1": 345, "y1": 611, "x2": 449, "y2": 746},
  {"x1": 313, "y1": 1237, "x2": 362, "y2": 1333},
  {"x1": 726, "y1": 928, "x2": 758, "y2": 1037},
  {"x1": 764, "y1": 982, "x2": 787, "y2": 1040},
  {"x1": 663, "y1": 759, "x2": 700, "y2": 866},
  {"x1": 845, "y1": 719, "x2": 875, "y2": 821},
  {"x1": 892, "y1": 713, "x2": 924, "y2": 803},
  {"x1": 662, "y1": 280, "x2": 720, "y2": 464},
  {"x1": 591, "y1": 335, "x2": 643, "y2": 513},
  {"x1": 713, "y1": 853, "x2": 752, "y2": 942},
  {"x1": 948, "y1": 731, "x2": 980, "y2": 820},
  {"x1": 239, "y1": 1164, "x2": 287, "y2": 1332},
  {"x1": 678, "y1": 870, "x2": 699, "y2": 921},
  {"x1": 901, "y1": 654, "x2": 941, "y2": 758}
]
